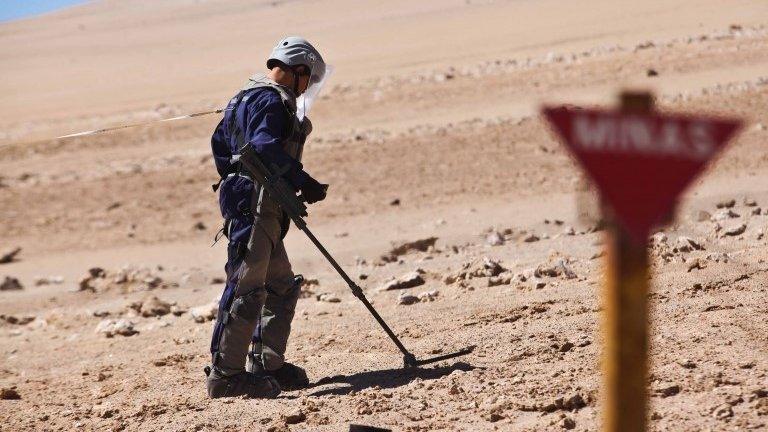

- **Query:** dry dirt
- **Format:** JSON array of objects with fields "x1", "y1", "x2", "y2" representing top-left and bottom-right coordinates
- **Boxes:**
[{"x1": 1, "y1": 1, "x2": 767, "y2": 431}]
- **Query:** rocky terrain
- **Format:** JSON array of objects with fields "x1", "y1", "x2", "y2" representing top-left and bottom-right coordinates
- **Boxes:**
[{"x1": 1, "y1": 1, "x2": 767, "y2": 431}]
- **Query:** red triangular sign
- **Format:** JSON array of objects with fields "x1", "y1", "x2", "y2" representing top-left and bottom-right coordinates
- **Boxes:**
[{"x1": 542, "y1": 106, "x2": 742, "y2": 243}]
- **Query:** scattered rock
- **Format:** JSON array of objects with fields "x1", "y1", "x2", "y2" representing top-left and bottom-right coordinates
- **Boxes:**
[
  {"x1": 716, "y1": 199, "x2": 736, "y2": 209},
  {"x1": 210, "y1": 277, "x2": 225, "y2": 285},
  {"x1": 282, "y1": 409, "x2": 306, "y2": 425},
  {"x1": 95, "y1": 319, "x2": 138, "y2": 337},
  {"x1": 563, "y1": 393, "x2": 586, "y2": 410},
  {"x1": 397, "y1": 293, "x2": 420, "y2": 305},
  {"x1": 446, "y1": 257, "x2": 507, "y2": 285},
  {"x1": 722, "y1": 223, "x2": 746, "y2": 237},
  {"x1": 138, "y1": 295, "x2": 172, "y2": 317},
  {"x1": 706, "y1": 252, "x2": 730, "y2": 263},
  {"x1": 646, "y1": 68, "x2": 659, "y2": 77},
  {"x1": 535, "y1": 257, "x2": 577, "y2": 279},
  {"x1": 379, "y1": 237, "x2": 438, "y2": 263},
  {"x1": 486, "y1": 231, "x2": 505, "y2": 246},
  {"x1": 711, "y1": 209, "x2": 739, "y2": 221},
  {"x1": 695, "y1": 210, "x2": 712, "y2": 222},
  {"x1": 559, "y1": 342, "x2": 574, "y2": 353},
  {"x1": 678, "y1": 359, "x2": 697, "y2": 369},
  {"x1": 417, "y1": 290, "x2": 439, "y2": 302},
  {"x1": 0, "y1": 247, "x2": 21, "y2": 264},
  {"x1": 743, "y1": 197, "x2": 757, "y2": 207},
  {"x1": 0, "y1": 388, "x2": 21, "y2": 400},
  {"x1": 379, "y1": 271, "x2": 425, "y2": 291},
  {"x1": 687, "y1": 259, "x2": 705, "y2": 272},
  {"x1": 486, "y1": 412, "x2": 504, "y2": 422},
  {"x1": 751, "y1": 207, "x2": 762, "y2": 216},
  {"x1": 523, "y1": 234, "x2": 540, "y2": 243},
  {"x1": 193, "y1": 221, "x2": 206, "y2": 231},
  {"x1": 712, "y1": 403, "x2": 733, "y2": 419},
  {"x1": 0, "y1": 314, "x2": 35, "y2": 325},
  {"x1": 675, "y1": 236, "x2": 704, "y2": 252},
  {"x1": 33, "y1": 276, "x2": 64, "y2": 286},
  {"x1": 189, "y1": 300, "x2": 218, "y2": 323},
  {"x1": 389, "y1": 198, "x2": 401, "y2": 206},
  {"x1": 316, "y1": 293, "x2": 341, "y2": 303},
  {"x1": 657, "y1": 384, "x2": 681, "y2": 397},
  {"x1": 488, "y1": 273, "x2": 513, "y2": 287},
  {"x1": 0, "y1": 276, "x2": 23, "y2": 291},
  {"x1": 560, "y1": 416, "x2": 576, "y2": 429}
]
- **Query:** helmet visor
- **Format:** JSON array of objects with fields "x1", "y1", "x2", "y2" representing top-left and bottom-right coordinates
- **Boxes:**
[{"x1": 297, "y1": 64, "x2": 334, "y2": 120}]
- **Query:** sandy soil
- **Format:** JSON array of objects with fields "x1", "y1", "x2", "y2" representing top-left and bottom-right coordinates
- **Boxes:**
[{"x1": 1, "y1": 1, "x2": 767, "y2": 431}]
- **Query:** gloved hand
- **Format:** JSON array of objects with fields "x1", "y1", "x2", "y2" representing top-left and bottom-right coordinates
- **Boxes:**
[{"x1": 300, "y1": 177, "x2": 328, "y2": 204}]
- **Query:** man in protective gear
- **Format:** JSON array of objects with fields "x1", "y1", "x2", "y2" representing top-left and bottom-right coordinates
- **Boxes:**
[{"x1": 206, "y1": 36, "x2": 330, "y2": 398}]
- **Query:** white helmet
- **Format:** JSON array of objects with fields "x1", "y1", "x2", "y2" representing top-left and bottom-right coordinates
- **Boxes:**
[
  {"x1": 267, "y1": 36, "x2": 326, "y2": 89},
  {"x1": 267, "y1": 36, "x2": 332, "y2": 119}
]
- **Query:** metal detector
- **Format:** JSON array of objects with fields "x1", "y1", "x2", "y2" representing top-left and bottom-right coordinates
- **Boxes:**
[{"x1": 237, "y1": 146, "x2": 475, "y2": 368}]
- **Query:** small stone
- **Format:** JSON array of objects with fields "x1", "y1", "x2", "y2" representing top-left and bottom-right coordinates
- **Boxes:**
[
  {"x1": 559, "y1": 342, "x2": 574, "y2": 353},
  {"x1": 33, "y1": 276, "x2": 64, "y2": 286},
  {"x1": 711, "y1": 209, "x2": 739, "y2": 221},
  {"x1": 743, "y1": 197, "x2": 757, "y2": 207},
  {"x1": 657, "y1": 384, "x2": 681, "y2": 397},
  {"x1": 0, "y1": 388, "x2": 21, "y2": 400},
  {"x1": 751, "y1": 207, "x2": 761, "y2": 216},
  {"x1": 646, "y1": 68, "x2": 659, "y2": 77},
  {"x1": 139, "y1": 295, "x2": 172, "y2": 317},
  {"x1": 397, "y1": 293, "x2": 419, "y2": 305},
  {"x1": 722, "y1": 223, "x2": 746, "y2": 237},
  {"x1": 282, "y1": 409, "x2": 306, "y2": 425},
  {"x1": 716, "y1": 199, "x2": 736, "y2": 209},
  {"x1": 675, "y1": 236, "x2": 704, "y2": 252},
  {"x1": 712, "y1": 403, "x2": 733, "y2": 419},
  {"x1": 651, "y1": 232, "x2": 668, "y2": 244},
  {"x1": 417, "y1": 290, "x2": 439, "y2": 302},
  {"x1": 210, "y1": 277, "x2": 225, "y2": 284},
  {"x1": 389, "y1": 198, "x2": 401, "y2": 206},
  {"x1": 0, "y1": 276, "x2": 23, "y2": 291},
  {"x1": 486, "y1": 412, "x2": 504, "y2": 422},
  {"x1": 488, "y1": 274, "x2": 512, "y2": 287},
  {"x1": 0, "y1": 247, "x2": 22, "y2": 264},
  {"x1": 560, "y1": 416, "x2": 576, "y2": 429},
  {"x1": 95, "y1": 319, "x2": 138, "y2": 337},
  {"x1": 678, "y1": 359, "x2": 697, "y2": 369},
  {"x1": 379, "y1": 271, "x2": 425, "y2": 291},
  {"x1": 486, "y1": 231, "x2": 505, "y2": 246},
  {"x1": 563, "y1": 393, "x2": 586, "y2": 410},
  {"x1": 189, "y1": 301, "x2": 218, "y2": 323},
  {"x1": 687, "y1": 259, "x2": 705, "y2": 272},
  {"x1": 316, "y1": 293, "x2": 341, "y2": 303},
  {"x1": 193, "y1": 221, "x2": 206, "y2": 231},
  {"x1": 523, "y1": 234, "x2": 540, "y2": 243},
  {"x1": 695, "y1": 210, "x2": 712, "y2": 222}
]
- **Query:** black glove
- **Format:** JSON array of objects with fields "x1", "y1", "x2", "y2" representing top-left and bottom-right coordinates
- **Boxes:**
[{"x1": 300, "y1": 177, "x2": 328, "y2": 204}]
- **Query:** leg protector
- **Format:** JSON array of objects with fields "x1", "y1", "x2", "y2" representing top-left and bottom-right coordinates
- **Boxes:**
[{"x1": 250, "y1": 274, "x2": 303, "y2": 371}]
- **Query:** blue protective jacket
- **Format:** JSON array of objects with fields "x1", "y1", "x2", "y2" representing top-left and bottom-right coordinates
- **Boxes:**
[{"x1": 211, "y1": 88, "x2": 309, "y2": 188}]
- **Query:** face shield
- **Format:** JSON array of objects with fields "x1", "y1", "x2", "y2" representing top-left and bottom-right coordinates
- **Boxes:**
[{"x1": 297, "y1": 64, "x2": 334, "y2": 121}]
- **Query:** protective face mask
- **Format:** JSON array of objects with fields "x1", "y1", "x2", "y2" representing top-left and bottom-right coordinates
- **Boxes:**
[{"x1": 297, "y1": 64, "x2": 334, "y2": 121}]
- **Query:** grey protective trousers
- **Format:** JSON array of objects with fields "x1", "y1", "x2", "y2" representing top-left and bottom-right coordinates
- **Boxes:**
[{"x1": 215, "y1": 196, "x2": 301, "y2": 373}]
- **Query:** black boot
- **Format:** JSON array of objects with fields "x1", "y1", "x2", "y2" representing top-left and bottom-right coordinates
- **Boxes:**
[
  {"x1": 268, "y1": 362, "x2": 310, "y2": 390},
  {"x1": 247, "y1": 353, "x2": 309, "y2": 390},
  {"x1": 205, "y1": 366, "x2": 281, "y2": 399}
]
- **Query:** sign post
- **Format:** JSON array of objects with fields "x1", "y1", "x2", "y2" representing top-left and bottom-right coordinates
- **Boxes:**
[{"x1": 542, "y1": 92, "x2": 742, "y2": 432}]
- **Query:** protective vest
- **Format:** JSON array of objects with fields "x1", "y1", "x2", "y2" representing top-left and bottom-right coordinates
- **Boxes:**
[{"x1": 212, "y1": 74, "x2": 311, "y2": 246}]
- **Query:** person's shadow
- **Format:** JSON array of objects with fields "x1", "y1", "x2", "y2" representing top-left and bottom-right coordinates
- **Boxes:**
[{"x1": 307, "y1": 361, "x2": 476, "y2": 397}]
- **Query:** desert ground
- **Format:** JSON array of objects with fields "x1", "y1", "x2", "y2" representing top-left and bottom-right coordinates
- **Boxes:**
[{"x1": 1, "y1": 1, "x2": 767, "y2": 431}]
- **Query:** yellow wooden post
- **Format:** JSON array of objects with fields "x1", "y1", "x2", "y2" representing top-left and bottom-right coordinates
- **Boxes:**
[{"x1": 602, "y1": 91, "x2": 653, "y2": 432}]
